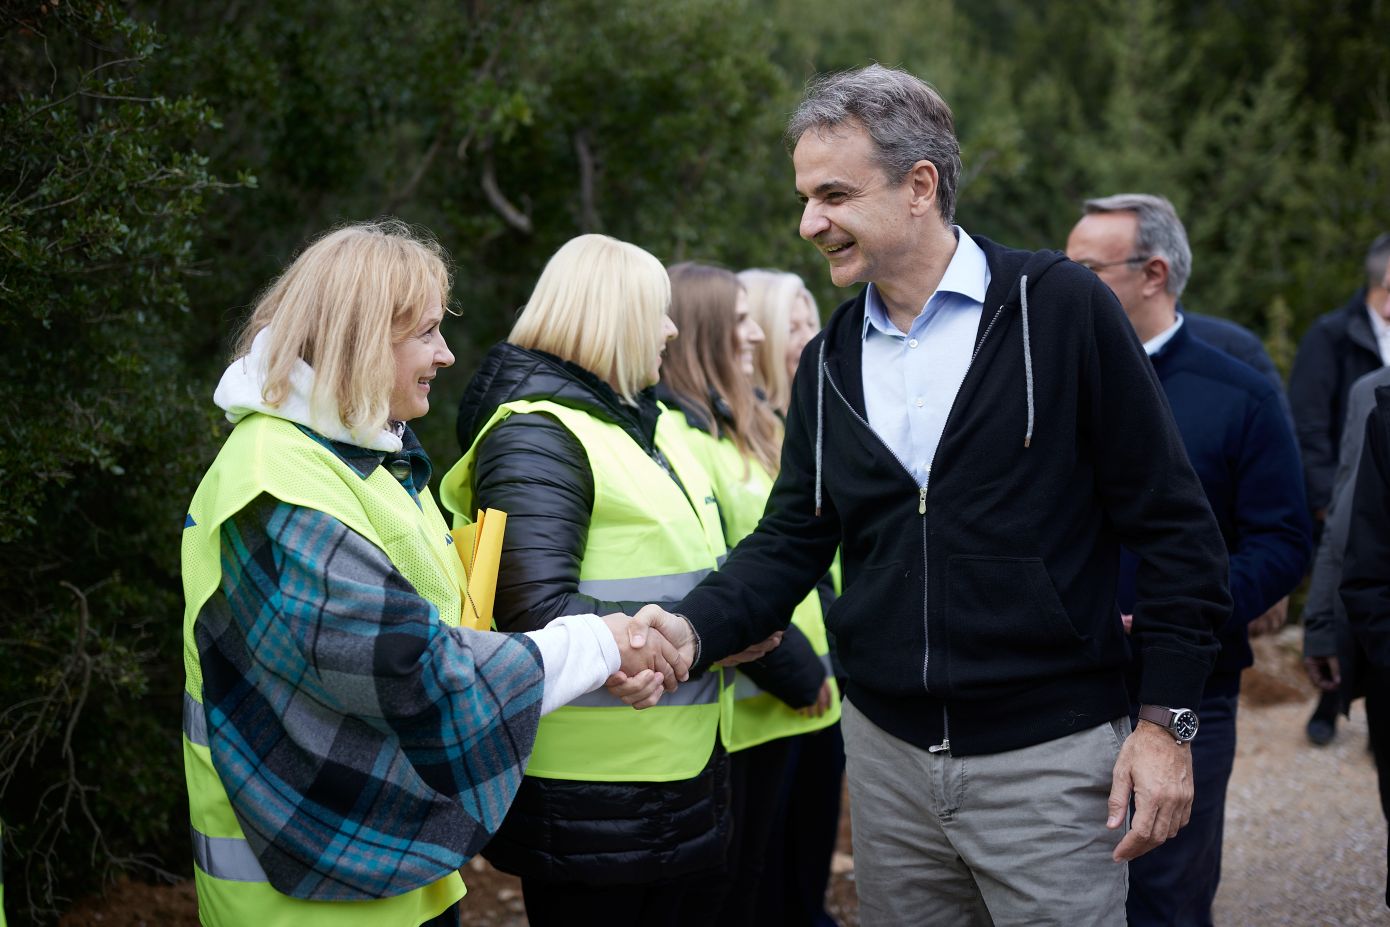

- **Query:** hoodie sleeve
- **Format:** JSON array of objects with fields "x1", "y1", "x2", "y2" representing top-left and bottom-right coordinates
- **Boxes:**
[
  {"x1": 677, "y1": 337, "x2": 844, "y2": 670},
  {"x1": 1085, "y1": 280, "x2": 1228, "y2": 709}
]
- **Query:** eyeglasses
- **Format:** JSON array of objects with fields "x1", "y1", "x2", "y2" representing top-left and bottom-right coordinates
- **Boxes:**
[{"x1": 1076, "y1": 255, "x2": 1151, "y2": 273}]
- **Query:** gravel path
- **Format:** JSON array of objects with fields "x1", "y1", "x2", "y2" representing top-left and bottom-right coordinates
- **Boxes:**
[{"x1": 1214, "y1": 695, "x2": 1387, "y2": 926}]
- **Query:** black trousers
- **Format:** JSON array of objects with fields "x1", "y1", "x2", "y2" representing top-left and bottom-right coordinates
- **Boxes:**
[
  {"x1": 1364, "y1": 659, "x2": 1390, "y2": 906},
  {"x1": 717, "y1": 737, "x2": 795, "y2": 925},
  {"x1": 521, "y1": 868, "x2": 725, "y2": 927}
]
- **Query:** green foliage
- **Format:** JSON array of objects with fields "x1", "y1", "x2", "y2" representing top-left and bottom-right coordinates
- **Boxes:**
[
  {"x1": 2, "y1": 0, "x2": 1389, "y2": 920},
  {"x1": 0, "y1": 3, "x2": 231, "y2": 921}
]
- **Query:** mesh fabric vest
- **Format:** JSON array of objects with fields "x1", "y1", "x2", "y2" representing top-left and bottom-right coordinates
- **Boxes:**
[
  {"x1": 663, "y1": 406, "x2": 841, "y2": 752},
  {"x1": 180, "y1": 413, "x2": 467, "y2": 925},
  {"x1": 441, "y1": 400, "x2": 726, "y2": 781}
]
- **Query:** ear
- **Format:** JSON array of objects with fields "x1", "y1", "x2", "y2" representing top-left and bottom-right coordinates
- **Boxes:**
[
  {"x1": 1140, "y1": 256, "x2": 1170, "y2": 299},
  {"x1": 906, "y1": 159, "x2": 939, "y2": 218}
]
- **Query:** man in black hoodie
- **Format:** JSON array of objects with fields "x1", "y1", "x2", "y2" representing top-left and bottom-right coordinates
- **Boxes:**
[{"x1": 636, "y1": 65, "x2": 1229, "y2": 923}]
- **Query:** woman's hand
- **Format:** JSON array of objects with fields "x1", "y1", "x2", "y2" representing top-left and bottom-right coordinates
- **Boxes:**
[
  {"x1": 604, "y1": 669, "x2": 667, "y2": 709},
  {"x1": 796, "y1": 679, "x2": 834, "y2": 718}
]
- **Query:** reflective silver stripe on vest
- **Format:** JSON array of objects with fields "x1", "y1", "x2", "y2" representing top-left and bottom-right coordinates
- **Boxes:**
[
  {"x1": 576, "y1": 567, "x2": 712, "y2": 602},
  {"x1": 191, "y1": 826, "x2": 269, "y2": 882},
  {"x1": 732, "y1": 652, "x2": 835, "y2": 701},
  {"x1": 183, "y1": 690, "x2": 209, "y2": 747},
  {"x1": 567, "y1": 671, "x2": 721, "y2": 708}
]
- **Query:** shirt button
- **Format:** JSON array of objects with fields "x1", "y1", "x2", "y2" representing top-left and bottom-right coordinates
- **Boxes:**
[
  {"x1": 915, "y1": 397, "x2": 925, "y2": 408},
  {"x1": 908, "y1": 339, "x2": 919, "y2": 348}
]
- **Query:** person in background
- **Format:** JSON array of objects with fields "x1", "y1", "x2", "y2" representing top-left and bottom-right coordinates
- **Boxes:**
[
  {"x1": 658, "y1": 262, "x2": 839, "y2": 927},
  {"x1": 1067, "y1": 193, "x2": 1311, "y2": 925},
  {"x1": 440, "y1": 234, "x2": 773, "y2": 927},
  {"x1": 740, "y1": 267, "x2": 847, "y2": 927},
  {"x1": 1339, "y1": 384, "x2": 1390, "y2": 907},
  {"x1": 1291, "y1": 233, "x2": 1390, "y2": 745},
  {"x1": 181, "y1": 221, "x2": 678, "y2": 927}
]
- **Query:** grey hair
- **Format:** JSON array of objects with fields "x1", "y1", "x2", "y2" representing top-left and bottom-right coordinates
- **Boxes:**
[
  {"x1": 1083, "y1": 193, "x2": 1192, "y2": 297},
  {"x1": 1365, "y1": 233, "x2": 1390, "y2": 288},
  {"x1": 787, "y1": 64, "x2": 962, "y2": 224}
]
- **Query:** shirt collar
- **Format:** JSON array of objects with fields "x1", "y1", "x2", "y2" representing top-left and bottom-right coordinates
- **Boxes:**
[
  {"x1": 1143, "y1": 312, "x2": 1185, "y2": 356},
  {"x1": 863, "y1": 226, "x2": 988, "y2": 339}
]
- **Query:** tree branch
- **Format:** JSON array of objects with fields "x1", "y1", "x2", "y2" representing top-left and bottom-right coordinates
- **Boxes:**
[
  {"x1": 480, "y1": 149, "x2": 532, "y2": 234},
  {"x1": 574, "y1": 128, "x2": 602, "y2": 232}
]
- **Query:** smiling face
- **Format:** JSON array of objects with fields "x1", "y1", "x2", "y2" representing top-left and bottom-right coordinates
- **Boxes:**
[
  {"x1": 732, "y1": 288, "x2": 765, "y2": 377},
  {"x1": 794, "y1": 122, "x2": 920, "y2": 289},
  {"x1": 388, "y1": 287, "x2": 454, "y2": 422}
]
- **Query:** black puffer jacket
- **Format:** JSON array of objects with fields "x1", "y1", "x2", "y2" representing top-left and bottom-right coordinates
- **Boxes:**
[{"x1": 458, "y1": 342, "x2": 731, "y2": 884}]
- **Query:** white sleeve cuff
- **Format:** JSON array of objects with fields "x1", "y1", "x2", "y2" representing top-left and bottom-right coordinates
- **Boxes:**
[{"x1": 524, "y1": 614, "x2": 621, "y2": 715}]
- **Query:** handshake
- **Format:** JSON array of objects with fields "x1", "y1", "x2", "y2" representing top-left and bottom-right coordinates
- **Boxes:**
[{"x1": 598, "y1": 605, "x2": 783, "y2": 709}]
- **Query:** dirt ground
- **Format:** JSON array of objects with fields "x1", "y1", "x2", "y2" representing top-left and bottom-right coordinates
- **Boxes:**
[{"x1": 55, "y1": 627, "x2": 1388, "y2": 926}]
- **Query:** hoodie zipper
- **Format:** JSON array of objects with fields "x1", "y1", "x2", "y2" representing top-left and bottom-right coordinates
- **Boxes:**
[{"x1": 820, "y1": 303, "x2": 1006, "y2": 756}]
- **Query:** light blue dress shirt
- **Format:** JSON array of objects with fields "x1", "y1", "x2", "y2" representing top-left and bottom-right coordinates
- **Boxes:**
[{"x1": 861, "y1": 228, "x2": 990, "y2": 487}]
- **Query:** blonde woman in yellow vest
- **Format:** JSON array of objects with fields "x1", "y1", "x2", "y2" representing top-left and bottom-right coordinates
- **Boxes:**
[
  {"x1": 657, "y1": 263, "x2": 839, "y2": 927},
  {"x1": 441, "y1": 234, "x2": 758, "y2": 927},
  {"x1": 181, "y1": 221, "x2": 686, "y2": 927}
]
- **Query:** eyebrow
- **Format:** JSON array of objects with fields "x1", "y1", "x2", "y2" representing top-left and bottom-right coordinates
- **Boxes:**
[{"x1": 796, "y1": 179, "x2": 854, "y2": 199}]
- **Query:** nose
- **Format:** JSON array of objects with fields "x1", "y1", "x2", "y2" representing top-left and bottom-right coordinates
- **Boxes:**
[
  {"x1": 436, "y1": 333, "x2": 455, "y2": 369},
  {"x1": 664, "y1": 315, "x2": 679, "y2": 341},
  {"x1": 799, "y1": 201, "x2": 829, "y2": 242},
  {"x1": 748, "y1": 319, "x2": 765, "y2": 345}
]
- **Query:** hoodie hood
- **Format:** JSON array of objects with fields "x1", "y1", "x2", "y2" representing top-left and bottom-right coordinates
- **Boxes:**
[
  {"x1": 213, "y1": 326, "x2": 404, "y2": 453},
  {"x1": 809, "y1": 237, "x2": 1070, "y2": 513},
  {"x1": 455, "y1": 342, "x2": 662, "y2": 456}
]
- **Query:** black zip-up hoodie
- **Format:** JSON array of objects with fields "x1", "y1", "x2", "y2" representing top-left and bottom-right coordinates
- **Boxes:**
[{"x1": 677, "y1": 237, "x2": 1230, "y2": 757}]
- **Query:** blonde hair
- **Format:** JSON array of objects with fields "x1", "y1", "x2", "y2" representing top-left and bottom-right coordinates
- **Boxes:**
[
  {"x1": 235, "y1": 219, "x2": 452, "y2": 432},
  {"x1": 509, "y1": 234, "x2": 670, "y2": 403},
  {"x1": 663, "y1": 263, "x2": 783, "y2": 476},
  {"x1": 737, "y1": 269, "x2": 819, "y2": 412}
]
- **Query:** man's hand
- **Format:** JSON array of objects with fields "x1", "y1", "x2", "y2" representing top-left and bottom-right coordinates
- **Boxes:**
[
  {"x1": 1107, "y1": 721, "x2": 1193, "y2": 862},
  {"x1": 602, "y1": 608, "x2": 692, "y2": 692},
  {"x1": 797, "y1": 679, "x2": 834, "y2": 718},
  {"x1": 1303, "y1": 654, "x2": 1341, "y2": 691},
  {"x1": 714, "y1": 632, "x2": 784, "y2": 667},
  {"x1": 604, "y1": 669, "x2": 667, "y2": 709},
  {"x1": 1249, "y1": 596, "x2": 1289, "y2": 638}
]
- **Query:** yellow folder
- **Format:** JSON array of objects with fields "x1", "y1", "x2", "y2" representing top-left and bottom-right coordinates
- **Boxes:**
[{"x1": 450, "y1": 508, "x2": 507, "y2": 631}]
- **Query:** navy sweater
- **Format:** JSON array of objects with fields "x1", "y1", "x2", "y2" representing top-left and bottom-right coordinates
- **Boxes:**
[
  {"x1": 680, "y1": 238, "x2": 1229, "y2": 756},
  {"x1": 1118, "y1": 322, "x2": 1311, "y2": 693}
]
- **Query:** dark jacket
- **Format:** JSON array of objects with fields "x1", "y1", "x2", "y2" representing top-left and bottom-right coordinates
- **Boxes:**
[
  {"x1": 1289, "y1": 291, "x2": 1385, "y2": 513},
  {"x1": 678, "y1": 237, "x2": 1229, "y2": 757},
  {"x1": 1340, "y1": 385, "x2": 1390, "y2": 671},
  {"x1": 457, "y1": 342, "x2": 731, "y2": 884},
  {"x1": 1184, "y1": 309, "x2": 1293, "y2": 427},
  {"x1": 1304, "y1": 367, "x2": 1390, "y2": 711},
  {"x1": 1117, "y1": 322, "x2": 1311, "y2": 694}
]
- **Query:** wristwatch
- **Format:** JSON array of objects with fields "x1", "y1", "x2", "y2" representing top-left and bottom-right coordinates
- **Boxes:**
[{"x1": 1137, "y1": 704, "x2": 1199, "y2": 744}]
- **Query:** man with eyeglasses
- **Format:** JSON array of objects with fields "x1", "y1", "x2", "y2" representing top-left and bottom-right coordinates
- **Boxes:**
[{"x1": 1067, "y1": 193, "x2": 1312, "y2": 926}]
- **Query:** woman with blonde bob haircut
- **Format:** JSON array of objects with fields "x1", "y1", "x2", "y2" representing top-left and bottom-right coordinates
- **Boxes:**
[
  {"x1": 736, "y1": 269, "x2": 821, "y2": 415},
  {"x1": 441, "y1": 233, "x2": 741, "y2": 927},
  {"x1": 181, "y1": 221, "x2": 673, "y2": 927}
]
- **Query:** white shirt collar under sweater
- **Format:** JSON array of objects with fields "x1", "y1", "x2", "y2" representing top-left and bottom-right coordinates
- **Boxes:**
[{"x1": 213, "y1": 327, "x2": 404, "y2": 453}]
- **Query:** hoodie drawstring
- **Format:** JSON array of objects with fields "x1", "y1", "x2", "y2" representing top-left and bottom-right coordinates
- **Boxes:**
[
  {"x1": 815, "y1": 339, "x2": 826, "y2": 516},
  {"x1": 1020, "y1": 274, "x2": 1035, "y2": 448}
]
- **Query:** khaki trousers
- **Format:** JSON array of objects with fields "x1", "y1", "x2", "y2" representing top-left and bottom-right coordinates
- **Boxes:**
[{"x1": 842, "y1": 698, "x2": 1129, "y2": 926}]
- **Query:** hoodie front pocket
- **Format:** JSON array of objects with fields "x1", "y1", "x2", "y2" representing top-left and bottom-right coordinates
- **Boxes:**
[{"x1": 944, "y1": 555, "x2": 1089, "y2": 689}]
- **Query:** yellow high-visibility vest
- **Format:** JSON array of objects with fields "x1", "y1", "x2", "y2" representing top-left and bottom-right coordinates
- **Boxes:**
[
  {"x1": 181, "y1": 414, "x2": 468, "y2": 926},
  {"x1": 441, "y1": 399, "x2": 727, "y2": 781},
  {"x1": 662, "y1": 406, "x2": 840, "y2": 752}
]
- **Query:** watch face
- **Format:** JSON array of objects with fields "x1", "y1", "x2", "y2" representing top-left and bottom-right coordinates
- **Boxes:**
[{"x1": 1173, "y1": 709, "x2": 1199, "y2": 742}]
